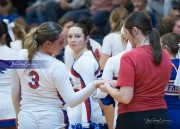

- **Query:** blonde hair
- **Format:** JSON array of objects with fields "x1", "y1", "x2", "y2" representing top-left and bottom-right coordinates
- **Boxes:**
[
  {"x1": 24, "y1": 22, "x2": 63, "y2": 61},
  {"x1": 110, "y1": 7, "x2": 129, "y2": 33},
  {"x1": 12, "y1": 18, "x2": 27, "y2": 48}
]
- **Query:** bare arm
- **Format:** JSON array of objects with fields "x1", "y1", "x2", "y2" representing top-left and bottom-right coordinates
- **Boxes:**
[
  {"x1": 99, "y1": 53, "x2": 110, "y2": 70},
  {"x1": 99, "y1": 82, "x2": 133, "y2": 104}
]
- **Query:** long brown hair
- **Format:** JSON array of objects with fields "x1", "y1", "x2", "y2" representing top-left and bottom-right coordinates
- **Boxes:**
[{"x1": 124, "y1": 12, "x2": 162, "y2": 65}]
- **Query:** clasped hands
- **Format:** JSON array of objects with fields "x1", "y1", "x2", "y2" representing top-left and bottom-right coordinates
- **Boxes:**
[{"x1": 93, "y1": 79, "x2": 117, "y2": 93}]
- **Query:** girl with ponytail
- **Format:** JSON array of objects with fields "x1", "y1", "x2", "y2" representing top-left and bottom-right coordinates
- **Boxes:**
[
  {"x1": 11, "y1": 22, "x2": 109, "y2": 129},
  {"x1": 99, "y1": 7, "x2": 130, "y2": 129},
  {"x1": 100, "y1": 7, "x2": 129, "y2": 70},
  {"x1": 98, "y1": 12, "x2": 172, "y2": 129},
  {"x1": 67, "y1": 23, "x2": 104, "y2": 129}
]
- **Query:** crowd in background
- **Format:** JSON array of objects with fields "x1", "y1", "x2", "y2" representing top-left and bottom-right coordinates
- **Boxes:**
[{"x1": 0, "y1": 0, "x2": 180, "y2": 46}]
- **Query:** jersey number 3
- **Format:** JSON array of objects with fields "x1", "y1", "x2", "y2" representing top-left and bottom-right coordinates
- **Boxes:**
[{"x1": 29, "y1": 71, "x2": 39, "y2": 89}]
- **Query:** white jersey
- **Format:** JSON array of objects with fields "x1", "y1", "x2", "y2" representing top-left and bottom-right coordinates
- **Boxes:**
[
  {"x1": 98, "y1": 42, "x2": 131, "y2": 129},
  {"x1": 11, "y1": 49, "x2": 98, "y2": 129},
  {"x1": 12, "y1": 49, "x2": 96, "y2": 111},
  {"x1": 0, "y1": 45, "x2": 17, "y2": 126},
  {"x1": 102, "y1": 41, "x2": 132, "y2": 80},
  {"x1": 10, "y1": 40, "x2": 23, "y2": 52},
  {"x1": 101, "y1": 31, "x2": 123, "y2": 56},
  {"x1": 64, "y1": 38, "x2": 101, "y2": 70},
  {"x1": 68, "y1": 50, "x2": 104, "y2": 128}
]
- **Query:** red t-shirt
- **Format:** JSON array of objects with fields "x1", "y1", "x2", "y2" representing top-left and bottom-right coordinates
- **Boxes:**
[{"x1": 116, "y1": 45, "x2": 172, "y2": 115}]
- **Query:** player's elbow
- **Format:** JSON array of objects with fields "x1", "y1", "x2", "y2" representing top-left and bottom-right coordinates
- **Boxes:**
[
  {"x1": 66, "y1": 102, "x2": 77, "y2": 108},
  {"x1": 117, "y1": 87, "x2": 133, "y2": 104},
  {"x1": 68, "y1": 104, "x2": 76, "y2": 108},
  {"x1": 120, "y1": 95, "x2": 132, "y2": 104}
]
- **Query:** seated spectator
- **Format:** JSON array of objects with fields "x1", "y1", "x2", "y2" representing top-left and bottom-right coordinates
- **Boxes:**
[
  {"x1": 146, "y1": 0, "x2": 179, "y2": 24},
  {"x1": 114, "y1": 0, "x2": 134, "y2": 14},
  {"x1": 162, "y1": 1, "x2": 180, "y2": 26},
  {"x1": 11, "y1": 0, "x2": 28, "y2": 17},
  {"x1": 133, "y1": 0, "x2": 156, "y2": 27},
  {"x1": 0, "y1": 0, "x2": 18, "y2": 23},
  {"x1": 45, "y1": 0, "x2": 89, "y2": 23},
  {"x1": 62, "y1": 0, "x2": 116, "y2": 35},
  {"x1": 25, "y1": 0, "x2": 50, "y2": 25}
]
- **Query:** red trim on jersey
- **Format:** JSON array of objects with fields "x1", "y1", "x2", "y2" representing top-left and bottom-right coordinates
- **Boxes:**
[
  {"x1": 57, "y1": 91, "x2": 65, "y2": 106},
  {"x1": 70, "y1": 67, "x2": 79, "y2": 78},
  {"x1": 80, "y1": 77, "x2": 91, "y2": 122},
  {"x1": 94, "y1": 67, "x2": 100, "y2": 76},
  {"x1": 74, "y1": 88, "x2": 79, "y2": 92},
  {"x1": 165, "y1": 91, "x2": 179, "y2": 94},
  {"x1": 167, "y1": 82, "x2": 174, "y2": 84}
]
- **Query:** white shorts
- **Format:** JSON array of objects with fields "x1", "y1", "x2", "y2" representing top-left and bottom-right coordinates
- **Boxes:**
[{"x1": 18, "y1": 109, "x2": 69, "y2": 129}]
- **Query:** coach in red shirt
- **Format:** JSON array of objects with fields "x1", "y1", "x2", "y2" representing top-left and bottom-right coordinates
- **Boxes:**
[{"x1": 99, "y1": 12, "x2": 172, "y2": 129}]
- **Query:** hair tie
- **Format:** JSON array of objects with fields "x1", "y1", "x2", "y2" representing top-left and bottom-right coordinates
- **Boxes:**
[
  {"x1": 36, "y1": 29, "x2": 38, "y2": 34},
  {"x1": 117, "y1": 18, "x2": 123, "y2": 23}
]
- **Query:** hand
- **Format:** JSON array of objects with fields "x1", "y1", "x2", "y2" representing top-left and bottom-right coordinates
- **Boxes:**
[
  {"x1": 60, "y1": 0, "x2": 70, "y2": 10},
  {"x1": 99, "y1": 81, "x2": 114, "y2": 93},
  {"x1": 93, "y1": 80, "x2": 106, "y2": 88}
]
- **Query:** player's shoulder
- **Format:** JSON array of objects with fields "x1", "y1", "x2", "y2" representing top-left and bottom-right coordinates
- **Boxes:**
[
  {"x1": 1, "y1": 45, "x2": 17, "y2": 54},
  {"x1": 106, "y1": 31, "x2": 120, "y2": 37},
  {"x1": 74, "y1": 51, "x2": 97, "y2": 67},
  {"x1": 90, "y1": 38, "x2": 101, "y2": 47},
  {"x1": 15, "y1": 49, "x2": 28, "y2": 60},
  {"x1": 81, "y1": 51, "x2": 96, "y2": 61},
  {"x1": 48, "y1": 57, "x2": 68, "y2": 76},
  {"x1": 52, "y1": 58, "x2": 67, "y2": 70},
  {"x1": 103, "y1": 32, "x2": 121, "y2": 45},
  {"x1": 108, "y1": 52, "x2": 123, "y2": 62}
]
